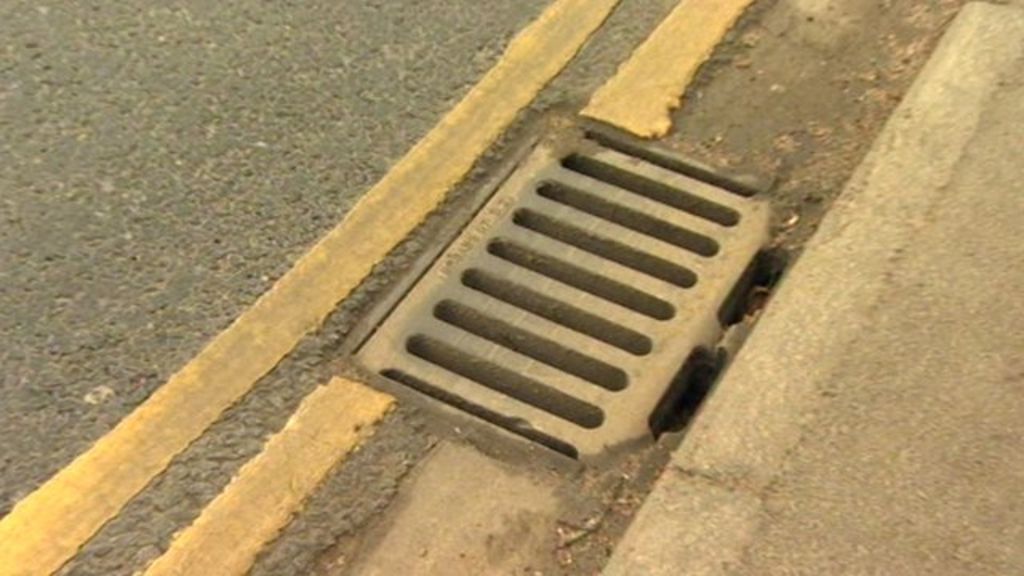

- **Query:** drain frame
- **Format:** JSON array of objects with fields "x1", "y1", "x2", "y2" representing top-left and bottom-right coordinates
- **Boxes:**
[{"x1": 348, "y1": 123, "x2": 773, "y2": 461}]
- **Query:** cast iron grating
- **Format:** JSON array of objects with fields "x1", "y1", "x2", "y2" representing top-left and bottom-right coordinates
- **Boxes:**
[{"x1": 356, "y1": 129, "x2": 771, "y2": 460}]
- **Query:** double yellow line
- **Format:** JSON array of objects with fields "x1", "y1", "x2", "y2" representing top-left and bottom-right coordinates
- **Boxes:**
[{"x1": 0, "y1": 1, "x2": 755, "y2": 574}]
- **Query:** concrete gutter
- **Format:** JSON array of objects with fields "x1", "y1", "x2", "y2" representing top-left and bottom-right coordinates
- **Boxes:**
[{"x1": 604, "y1": 2, "x2": 1024, "y2": 574}]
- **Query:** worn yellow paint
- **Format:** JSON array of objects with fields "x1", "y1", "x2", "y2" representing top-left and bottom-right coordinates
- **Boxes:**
[
  {"x1": 0, "y1": 1, "x2": 620, "y2": 574},
  {"x1": 142, "y1": 378, "x2": 392, "y2": 576},
  {"x1": 582, "y1": 0, "x2": 755, "y2": 138}
]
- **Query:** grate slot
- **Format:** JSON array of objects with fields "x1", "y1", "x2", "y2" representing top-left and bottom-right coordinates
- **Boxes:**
[
  {"x1": 536, "y1": 181, "x2": 719, "y2": 257},
  {"x1": 453, "y1": 287, "x2": 642, "y2": 368},
  {"x1": 487, "y1": 239, "x2": 675, "y2": 320},
  {"x1": 582, "y1": 129, "x2": 759, "y2": 198},
  {"x1": 562, "y1": 154, "x2": 740, "y2": 227},
  {"x1": 584, "y1": 148, "x2": 754, "y2": 214},
  {"x1": 499, "y1": 225, "x2": 688, "y2": 308},
  {"x1": 380, "y1": 351, "x2": 591, "y2": 436},
  {"x1": 381, "y1": 369, "x2": 579, "y2": 458},
  {"x1": 461, "y1": 268, "x2": 653, "y2": 355},
  {"x1": 433, "y1": 319, "x2": 613, "y2": 405},
  {"x1": 406, "y1": 334, "x2": 604, "y2": 429},
  {"x1": 435, "y1": 299, "x2": 629, "y2": 391},
  {"x1": 512, "y1": 208, "x2": 697, "y2": 288},
  {"x1": 551, "y1": 167, "x2": 728, "y2": 245}
]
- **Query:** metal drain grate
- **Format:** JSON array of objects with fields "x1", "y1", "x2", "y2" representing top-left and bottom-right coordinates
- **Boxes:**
[{"x1": 356, "y1": 128, "x2": 771, "y2": 459}]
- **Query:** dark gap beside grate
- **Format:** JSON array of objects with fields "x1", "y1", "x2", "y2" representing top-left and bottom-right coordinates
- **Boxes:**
[
  {"x1": 406, "y1": 334, "x2": 605, "y2": 429},
  {"x1": 487, "y1": 239, "x2": 675, "y2": 320},
  {"x1": 461, "y1": 268, "x2": 654, "y2": 355},
  {"x1": 536, "y1": 181, "x2": 720, "y2": 257},
  {"x1": 512, "y1": 209, "x2": 697, "y2": 288},
  {"x1": 562, "y1": 154, "x2": 741, "y2": 227},
  {"x1": 648, "y1": 348, "x2": 725, "y2": 436},
  {"x1": 718, "y1": 248, "x2": 790, "y2": 327},
  {"x1": 433, "y1": 299, "x2": 628, "y2": 391},
  {"x1": 380, "y1": 369, "x2": 579, "y2": 458}
]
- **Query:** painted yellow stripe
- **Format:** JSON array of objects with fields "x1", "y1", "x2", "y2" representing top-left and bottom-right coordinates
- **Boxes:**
[
  {"x1": 0, "y1": 2, "x2": 620, "y2": 574},
  {"x1": 582, "y1": 0, "x2": 755, "y2": 138},
  {"x1": 141, "y1": 377, "x2": 392, "y2": 576}
]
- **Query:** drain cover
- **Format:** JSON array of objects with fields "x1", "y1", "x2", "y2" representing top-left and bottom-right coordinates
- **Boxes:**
[{"x1": 356, "y1": 128, "x2": 771, "y2": 459}]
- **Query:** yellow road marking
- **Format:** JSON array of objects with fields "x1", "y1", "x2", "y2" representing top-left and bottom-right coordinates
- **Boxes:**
[
  {"x1": 0, "y1": 1, "x2": 620, "y2": 574},
  {"x1": 582, "y1": 0, "x2": 755, "y2": 138},
  {"x1": 141, "y1": 377, "x2": 392, "y2": 576}
]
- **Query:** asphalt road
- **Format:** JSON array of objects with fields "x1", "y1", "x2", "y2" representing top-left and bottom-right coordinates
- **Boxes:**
[{"x1": 0, "y1": 0, "x2": 549, "y2": 516}]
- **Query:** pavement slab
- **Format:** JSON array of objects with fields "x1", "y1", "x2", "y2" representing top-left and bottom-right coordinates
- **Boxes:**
[
  {"x1": 342, "y1": 442, "x2": 562, "y2": 576},
  {"x1": 605, "y1": 3, "x2": 1024, "y2": 574}
]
